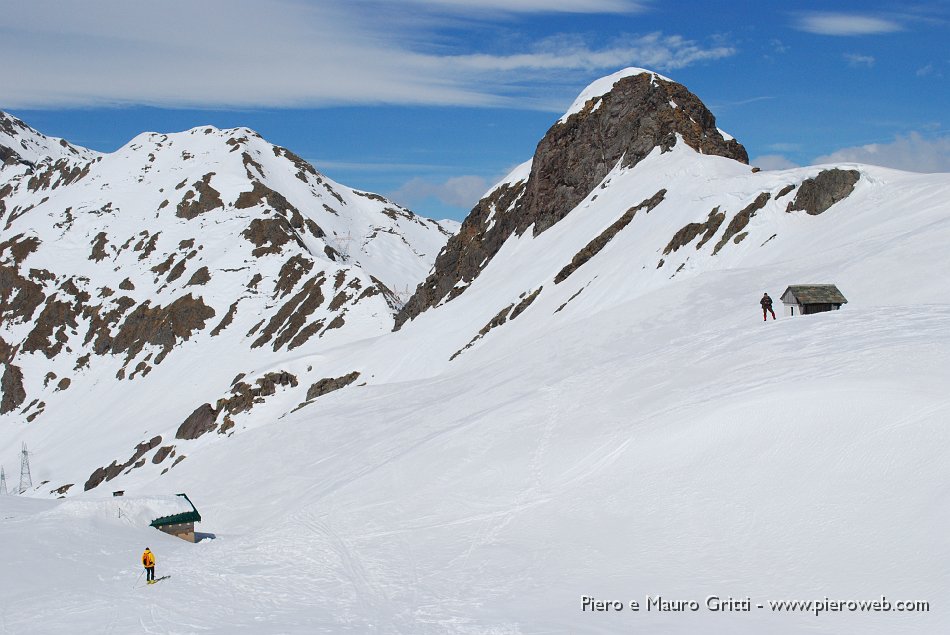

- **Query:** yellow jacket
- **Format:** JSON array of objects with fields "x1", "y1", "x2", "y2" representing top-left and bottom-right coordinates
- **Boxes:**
[{"x1": 142, "y1": 550, "x2": 155, "y2": 567}]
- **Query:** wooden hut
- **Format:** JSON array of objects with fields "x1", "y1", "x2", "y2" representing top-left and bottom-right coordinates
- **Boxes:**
[
  {"x1": 781, "y1": 285, "x2": 848, "y2": 316},
  {"x1": 150, "y1": 493, "x2": 201, "y2": 542}
]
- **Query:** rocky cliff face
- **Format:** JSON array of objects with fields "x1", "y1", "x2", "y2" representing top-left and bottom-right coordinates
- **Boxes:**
[{"x1": 396, "y1": 69, "x2": 748, "y2": 328}]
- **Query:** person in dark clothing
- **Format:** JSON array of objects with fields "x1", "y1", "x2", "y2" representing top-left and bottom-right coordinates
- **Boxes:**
[{"x1": 761, "y1": 293, "x2": 776, "y2": 321}]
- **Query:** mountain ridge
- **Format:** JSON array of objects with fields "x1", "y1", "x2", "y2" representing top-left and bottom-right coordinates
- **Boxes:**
[{"x1": 3, "y1": 67, "x2": 949, "y2": 498}]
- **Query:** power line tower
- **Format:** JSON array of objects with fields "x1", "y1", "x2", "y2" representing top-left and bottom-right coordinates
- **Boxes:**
[
  {"x1": 392, "y1": 285, "x2": 413, "y2": 311},
  {"x1": 332, "y1": 231, "x2": 355, "y2": 261},
  {"x1": 0, "y1": 465, "x2": 7, "y2": 495},
  {"x1": 18, "y1": 443, "x2": 32, "y2": 494}
]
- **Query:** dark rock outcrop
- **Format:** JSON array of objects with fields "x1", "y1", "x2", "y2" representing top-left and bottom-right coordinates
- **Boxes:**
[
  {"x1": 1, "y1": 362, "x2": 26, "y2": 414},
  {"x1": 152, "y1": 445, "x2": 175, "y2": 464},
  {"x1": 786, "y1": 169, "x2": 861, "y2": 215},
  {"x1": 89, "y1": 232, "x2": 110, "y2": 261},
  {"x1": 664, "y1": 206, "x2": 725, "y2": 255},
  {"x1": 176, "y1": 403, "x2": 217, "y2": 440},
  {"x1": 713, "y1": 192, "x2": 772, "y2": 255},
  {"x1": 555, "y1": 190, "x2": 666, "y2": 284},
  {"x1": 83, "y1": 435, "x2": 162, "y2": 490},
  {"x1": 176, "y1": 173, "x2": 224, "y2": 219},
  {"x1": 23, "y1": 281, "x2": 91, "y2": 358},
  {"x1": 108, "y1": 293, "x2": 215, "y2": 364},
  {"x1": 210, "y1": 300, "x2": 239, "y2": 337},
  {"x1": 218, "y1": 371, "x2": 299, "y2": 417},
  {"x1": 251, "y1": 275, "x2": 326, "y2": 351},
  {"x1": 186, "y1": 266, "x2": 211, "y2": 286},
  {"x1": 450, "y1": 286, "x2": 543, "y2": 360},
  {"x1": 305, "y1": 371, "x2": 361, "y2": 401},
  {"x1": 176, "y1": 371, "x2": 300, "y2": 440}
]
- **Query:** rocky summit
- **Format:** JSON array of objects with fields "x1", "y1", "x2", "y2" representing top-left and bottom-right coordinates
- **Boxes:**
[{"x1": 396, "y1": 68, "x2": 748, "y2": 328}]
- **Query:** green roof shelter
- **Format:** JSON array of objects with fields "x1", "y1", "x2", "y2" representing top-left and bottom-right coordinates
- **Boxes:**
[{"x1": 150, "y1": 493, "x2": 202, "y2": 542}]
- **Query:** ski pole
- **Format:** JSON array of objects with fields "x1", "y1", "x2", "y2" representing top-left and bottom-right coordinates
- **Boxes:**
[{"x1": 133, "y1": 569, "x2": 145, "y2": 588}]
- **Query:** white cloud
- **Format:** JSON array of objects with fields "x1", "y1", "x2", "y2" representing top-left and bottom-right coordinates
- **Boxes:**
[
  {"x1": 0, "y1": 0, "x2": 734, "y2": 110},
  {"x1": 769, "y1": 39, "x2": 789, "y2": 54},
  {"x1": 400, "y1": 0, "x2": 646, "y2": 13},
  {"x1": 767, "y1": 142, "x2": 802, "y2": 153},
  {"x1": 751, "y1": 155, "x2": 800, "y2": 171},
  {"x1": 794, "y1": 12, "x2": 903, "y2": 36},
  {"x1": 844, "y1": 53, "x2": 875, "y2": 67},
  {"x1": 813, "y1": 132, "x2": 950, "y2": 173},
  {"x1": 391, "y1": 175, "x2": 493, "y2": 210},
  {"x1": 311, "y1": 160, "x2": 450, "y2": 173},
  {"x1": 449, "y1": 33, "x2": 734, "y2": 73},
  {"x1": 0, "y1": 1, "x2": 487, "y2": 109}
]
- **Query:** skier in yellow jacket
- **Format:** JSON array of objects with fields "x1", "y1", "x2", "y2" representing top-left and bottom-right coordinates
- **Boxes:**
[{"x1": 142, "y1": 547, "x2": 156, "y2": 584}]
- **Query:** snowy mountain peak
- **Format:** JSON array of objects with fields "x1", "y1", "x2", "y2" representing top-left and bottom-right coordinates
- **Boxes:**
[
  {"x1": 0, "y1": 110, "x2": 99, "y2": 168},
  {"x1": 397, "y1": 68, "x2": 748, "y2": 327},
  {"x1": 558, "y1": 66, "x2": 673, "y2": 123}
]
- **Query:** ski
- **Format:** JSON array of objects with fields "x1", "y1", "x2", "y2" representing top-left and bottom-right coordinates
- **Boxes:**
[{"x1": 146, "y1": 575, "x2": 171, "y2": 585}]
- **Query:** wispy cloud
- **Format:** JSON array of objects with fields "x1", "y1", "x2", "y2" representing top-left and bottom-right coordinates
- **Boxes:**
[
  {"x1": 769, "y1": 39, "x2": 789, "y2": 54},
  {"x1": 391, "y1": 175, "x2": 494, "y2": 210},
  {"x1": 0, "y1": 0, "x2": 732, "y2": 110},
  {"x1": 448, "y1": 33, "x2": 734, "y2": 73},
  {"x1": 844, "y1": 53, "x2": 876, "y2": 67},
  {"x1": 311, "y1": 160, "x2": 454, "y2": 173},
  {"x1": 813, "y1": 132, "x2": 950, "y2": 173},
  {"x1": 708, "y1": 95, "x2": 776, "y2": 110},
  {"x1": 793, "y1": 12, "x2": 903, "y2": 36},
  {"x1": 767, "y1": 142, "x2": 802, "y2": 153},
  {"x1": 398, "y1": 0, "x2": 648, "y2": 13},
  {"x1": 751, "y1": 154, "x2": 800, "y2": 171}
]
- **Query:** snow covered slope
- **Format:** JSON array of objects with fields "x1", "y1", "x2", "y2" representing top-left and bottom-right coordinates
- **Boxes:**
[{"x1": 1, "y1": 68, "x2": 948, "y2": 634}]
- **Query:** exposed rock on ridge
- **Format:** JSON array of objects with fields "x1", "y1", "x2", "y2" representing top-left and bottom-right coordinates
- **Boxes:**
[
  {"x1": 555, "y1": 189, "x2": 666, "y2": 284},
  {"x1": 786, "y1": 169, "x2": 861, "y2": 216}
]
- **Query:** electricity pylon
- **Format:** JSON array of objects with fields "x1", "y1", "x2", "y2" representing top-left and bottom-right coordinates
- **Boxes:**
[{"x1": 18, "y1": 443, "x2": 32, "y2": 494}]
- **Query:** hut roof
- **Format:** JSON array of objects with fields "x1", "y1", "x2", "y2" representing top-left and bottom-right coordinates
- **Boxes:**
[
  {"x1": 149, "y1": 493, "x2": 201, "y2": 527},
  {"x1": 781, "y1": 285, "x2": 848, "y2": 305}
]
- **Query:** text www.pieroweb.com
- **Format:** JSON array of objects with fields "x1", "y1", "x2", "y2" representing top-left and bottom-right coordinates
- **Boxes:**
[
  {"x1": 581, "y1": 595, "x2": 930, "y2": 616},
  {"x1": 769, "y1": 597, "x2": 930, "y2": 615}
]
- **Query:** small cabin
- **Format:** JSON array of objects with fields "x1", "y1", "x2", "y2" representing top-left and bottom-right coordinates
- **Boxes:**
[
  {"x1": 150, "y1": 493, "x2": 201, "y2": 543},
  {"x1": 781, "y1": 285, "x2": 848, "y2": 316}
]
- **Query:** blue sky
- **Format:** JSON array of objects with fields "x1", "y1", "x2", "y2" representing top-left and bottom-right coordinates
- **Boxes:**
[{"x1": 3, "y1": 0, "x2": 948, "y2": 220}]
